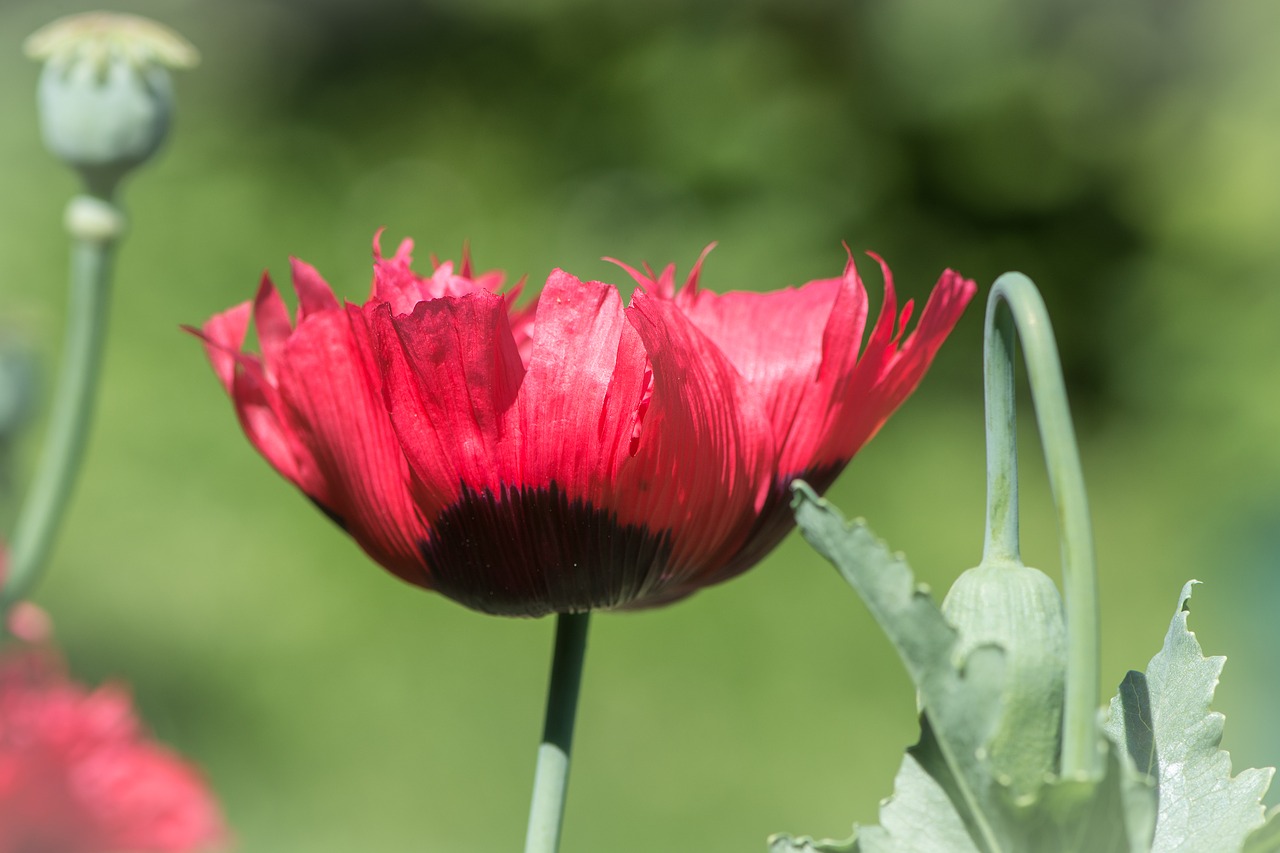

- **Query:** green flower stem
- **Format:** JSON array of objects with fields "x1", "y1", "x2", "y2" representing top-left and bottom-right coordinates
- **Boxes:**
[
  {"x1": 982, "y1": 298, "x2": 1020, "y2": 565},
  {"x1": 1, "y1": 194, "x2": 122, "y2": 612},
  {"x1": 983, "y1": 273, "x2": 1100, "y2": 781},
  {"x1": 524, "y1": 612, "x2": 591, "y2": 853}
]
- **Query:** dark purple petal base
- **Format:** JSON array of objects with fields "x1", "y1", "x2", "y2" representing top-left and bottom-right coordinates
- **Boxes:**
[{"x1": 420, "y1": 481, "x2": 674, "y2": 616}]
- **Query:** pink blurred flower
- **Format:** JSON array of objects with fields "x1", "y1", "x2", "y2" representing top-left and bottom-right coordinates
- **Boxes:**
[
  {"x1": 0, "y1": 648, "x2": 226, "y2": 853},
  {"x1": 5, "y1": 602, "x2": 52, "y2": 645}
]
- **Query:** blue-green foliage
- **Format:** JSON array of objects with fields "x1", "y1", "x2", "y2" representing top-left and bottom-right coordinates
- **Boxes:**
[{"x1": 780, "y1": 489, "x2": 1271, "y2": 853}]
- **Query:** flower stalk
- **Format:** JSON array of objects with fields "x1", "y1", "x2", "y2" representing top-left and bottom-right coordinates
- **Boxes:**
[
  {"x1": 3, "y1": 12, "x2": 194, "y2": 614},
  {"x1": 1, "y1": 196, "x2": 121, "y2": 613},
  {"x1": 983, "y1": 272, "x2": 1100, "y2": 781},
  {"x1": 524, "y1": 612, "x2": 590, "y2": 853}
]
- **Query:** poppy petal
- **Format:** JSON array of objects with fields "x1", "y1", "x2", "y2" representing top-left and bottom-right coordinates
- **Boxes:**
[
  {"x1": 274, "y1": 306, "x2": 431, "y2": 585},
  {"x1": 187, "y1": 323, "x2": 325, "y2": 505},
  {"x1": 623, "y1": 291, "x2": 774, "y2": 594},
  {"x1": 810, "y1": 259, "x2": 976, "y2": 467},
  {"x1": 252, "y1": 272, "x2": 292, "y2": 379},
  {"x1": 675, "y1": 276, "x2": 857, "y2": 465},
  {"x1": 289, "y1": 257, "x2": 341, "y2": 321},
  {"x1": 372, "y1": 235, "x2": 506, "y2": 315},
  {"x1": 517, "y1": 270, "x2": 648, "y2": 496},
  {"x1": 372, "y1": 293, "x2": 526, "y2": 519},
  {"x1": 193, "y1": 301, "x2": 249, "y2": 394}
]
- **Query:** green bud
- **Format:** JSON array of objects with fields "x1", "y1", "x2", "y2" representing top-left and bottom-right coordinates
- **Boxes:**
[
  {"x1": 25, "y1": 13, "x2": 198, "y2": 198},
  {"x1": 941, "y1": 557, "x2": 1066, "y2": 802}
]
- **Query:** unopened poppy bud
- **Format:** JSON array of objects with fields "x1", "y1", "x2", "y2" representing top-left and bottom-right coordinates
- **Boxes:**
[
  {"x1": 25, "y1": 12, "x2": 197, "y2": 197},
  {"x1": 941, "y1": 557, "x2": 1066, "y2": 801}
]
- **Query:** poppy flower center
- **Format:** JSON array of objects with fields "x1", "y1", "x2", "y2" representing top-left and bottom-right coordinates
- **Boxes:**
[{"x1": 419, "y1": 480, "x2": 675, "y2": 616}]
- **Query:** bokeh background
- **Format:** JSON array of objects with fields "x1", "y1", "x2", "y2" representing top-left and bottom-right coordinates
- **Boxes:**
[{"x1": 2, "y1": 0, "x2": 1279, "y2": 850}]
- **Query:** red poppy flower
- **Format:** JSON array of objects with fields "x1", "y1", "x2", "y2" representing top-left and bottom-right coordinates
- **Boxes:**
[
  {"x1": 192, "y1": 235, "x2": 974, "y2": 616},
  {"x1": 0, "y1": 648, "x2": 226, "y2": 853}
]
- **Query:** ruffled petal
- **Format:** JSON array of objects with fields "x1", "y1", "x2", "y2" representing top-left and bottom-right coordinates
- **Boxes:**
[
  {"x1": 676, "y1": 277, "x2": 854, "y2": 459},
  {"x1": 229, "y1": 356, "x2": 330, "y2": 505},
  {"x1": 667, "y1": 252, "x2": 972, "y2": 585},
  {"x1": 186, "y1": 323, "x2": 327, "y2": 507},
  {"x1": 809, "y1": 258, "x2": 976, "y2": 468},
  {"x1": 371, "y1": 293, "x2": 526, "y2": 520},
  {"x1": 252, "y1": 272, "x2": 292, "y2": 380},
  {"x1": 516, "y1": 270, "x2": 648, "y2": 495},
  {"x1": 369, "y1": 273, "x2": 658, "y2": 615},
  {"x1": 371, "y1": 234, "x2": 506, "y2": 316},
  {"x1": 611, "y1": 247, "x2": 868, "y2": 476},
  {"x1": 506, "y1": 281, "x2": 538, "y2": 365},
  {"x1": 770, "y1": 251, "x2": 876, "y2": 474},
  {"x1": 289, "y1": 257, "x2": 340, "y2": 321},
  {"x1": 622, "y1": 290, "x2": 774, "y2": 598},
  {"x1": 273, "y1": 305, "x2": 431, "y2": 586},
  {"x1": 194, "y1": 301, "x2": 250, "y2": 394}
]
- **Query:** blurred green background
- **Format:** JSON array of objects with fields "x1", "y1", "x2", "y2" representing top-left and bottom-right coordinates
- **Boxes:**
[{"x1": 2, "y1": 0, "x2": 1279, "y2": 850}]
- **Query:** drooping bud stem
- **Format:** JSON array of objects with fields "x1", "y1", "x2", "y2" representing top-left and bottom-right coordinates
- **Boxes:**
[
  {"x1": 941, "y1": 298, "x2": 1065, "y2": 798},
  {"x1": 983, "y1": 273, "x2": 1100, "y2": 781}
]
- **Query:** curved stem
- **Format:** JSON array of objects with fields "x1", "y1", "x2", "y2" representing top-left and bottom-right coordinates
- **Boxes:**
[
  {"x1": 524, "y1": 612, "x2": 591, "y2": 853},
  {"x1": 984, "y1": 273, "x2": 1100, "y2": 781},
  {"x1": 1, "y1": 195, "x2": 121, "y2": 612}
]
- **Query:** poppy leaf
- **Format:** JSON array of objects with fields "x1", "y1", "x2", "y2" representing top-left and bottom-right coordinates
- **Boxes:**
[
  {"x1": 1106, "y1": 581, "x2": 1273, "y2": 853},
  {"x1": 782, "y1": 483, "x2": 1158, "y2": 853},
  {"x1": 789, "y1": 481, "x2": 1007, "y2": 850}
]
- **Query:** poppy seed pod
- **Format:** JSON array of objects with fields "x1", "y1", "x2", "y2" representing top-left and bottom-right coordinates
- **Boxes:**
[
  {"x1": 941, "y1": 557, "x2": 1067, "y2": 800},
  {"x1": 25, "y1": 13, "x2": 197, "y2": 197}
]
